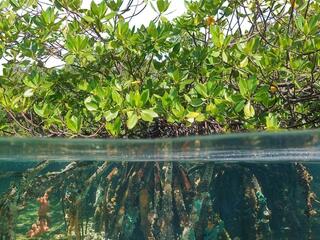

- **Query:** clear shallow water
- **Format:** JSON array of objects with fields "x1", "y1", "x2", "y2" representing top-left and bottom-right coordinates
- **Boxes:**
[{"x1": 1, "y1": 130, "x2": 320, "y2": 240}]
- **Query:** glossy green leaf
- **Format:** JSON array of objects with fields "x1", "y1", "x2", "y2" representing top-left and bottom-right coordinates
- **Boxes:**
[
  {"x1": 235, "y1": 100, "x2": 245, "y2": 113},
  {"x1": 141, "y1": 109, "x2": 158, "y2": 122},
  {"x1": 238, "y1": 76, "x2": 258, "y2": 98},
  {"x1": 104, "y1": 110, "x2": 118, "y2": 122},
  {"x1": 239, "y1": 57, "x2": 248, "y2": 68},
  {"x1": 157, "y1": 0, "x2": 170, "y2": 13},
  {"x1": 112, "y1": 91, "x2": 123, "y2": 105},
  {"x1": 127, "y1": 112, "x2": 139, "y2": 129},
  {"x1": 195, "y1": 84, "x2": 208, "y2": 98},
  {"x1": 23, "y1": 88, "x2": 34, "y2": 97},
  {"x1": 266, "y1": 113, "x2": 279, "y2": 130},
  {"x1": 106, "y1": 117, "x2": 122, "y2": 136},
  {"x1": 84, "y1": 96, "x2": 99, "y2": 111},
  {"x1": 244, "y1": 101, "x2": 255, "y2": 118},
  {"x1": 33, "y1": 104, "x2": 47, "y2": 117},
  {"x1": 66, "y1": 112, "x2": 81, "y2": 133}
]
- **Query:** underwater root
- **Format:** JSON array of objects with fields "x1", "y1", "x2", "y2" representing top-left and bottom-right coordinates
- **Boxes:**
[
  {"x1": 295, "y1": 163, "x2": 317, "y2": 217},
  {"x1": 0, "y1": 161, "x2": 319, "y2": 240}
]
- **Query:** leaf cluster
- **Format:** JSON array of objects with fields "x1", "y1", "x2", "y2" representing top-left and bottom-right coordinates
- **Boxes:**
[{"x1": 0, "y1": 0, "x2": 319, "y2": 137}]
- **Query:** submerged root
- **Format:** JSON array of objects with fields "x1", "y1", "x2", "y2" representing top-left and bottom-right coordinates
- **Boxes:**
[
  {"x1": 242, "y1": 169, "x2": 271, "y2": 240},
  {"x1": 0, "y1": 161, "x2": 318, "y2": 240},
  {"x1": 295, "y1": 163, "x2": 317, "y2": 217}
]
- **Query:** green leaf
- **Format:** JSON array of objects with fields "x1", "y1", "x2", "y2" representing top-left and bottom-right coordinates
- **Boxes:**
[
  {"x1": 127, "y1": 112, "x2": 139, "y2": 129},
  {"x1": 83, "y1": 15, "x2": 95, "y2": 23},
  {"x1": 239, "y1": 57, "x2": 249, "y2": 68},
  {"x1": 195, "y1": 83, "x2": 208, "y2": 98},
  {"x1": 133, "y1": 91, "x2": 142, "y2": 107},
  {"x1": 171, "y1": 43, "x2": 180, "y2": 55},
  {"x1": 106, "y1": 0, "x2": 122, "y2": 11},
  {"x1": 66, "y1": 35, "x2": 89, "y2": 53},
  {"x1": 157, "y1": 0, "x2": 170, "y2": 13},
  {"x1": 172, "y1": 103, "x2": 185, "y2": 119},
  {"x1": 186, "y1": 111, "x2": 199, "y2": 123},
  {"x1": 33, "y1": 104, "x2": 47, "y2": 117},
  {"x1": 105, "y1": 11, "x2": 116, "y2": 21},
  {"x1": 66, "y1": 112, "x2": 81, "y2": 133},
  {"x1": 67, "y1": 0, "x2": 82, "y2": 10},
  {"x1": 112, "y1": 91, "x2": 123, "y2": 105},
  {"x1": 106, "y1": 117, "x2": 122, "y2": 136},
  {"x1": 206, "y1": 103, "x2": 218, "y2": 116},
  {"x1": 266, "y1": 113, "x2": 279, "y2": 130},
  {"x1": 303, "y1": 22, "x2": 310, "y2": 35},
  {"x1": 104, "y1": 110, "x2": 118, "y2": 122},
  {"x1": 222, "y1": 51, "x2": 228, "y2": 62},
  {"x1": 244, "y1": 101, "x2": 255, "y2": 118},
  {"x1": 243, "y1": 38, "x2": 256, "y2": 55},
  {"x1": 295, "y1": 15, "x2": 305, "y2": 32},
  {"x1": 185, "y1": 112, "x2": 205, "y2": 123},
  {"x1": 84, "y1": 53, "x2": 95, "y2": 62},
  {"x1": 91, "y1": 1, "x2": 107, "y2": 19},
  {"x1": 191, "y1": 98, "x2": 203, "y2": 107},
  {"x1": 23, "y1": 88, "x2": 34, "y2": 97},
  {"x1": 65, "y1": 54, "x2": 76, "y2": 64},
  {"x1": 147, "y1": 21, "x2": 158, "y2": 38},
  {"x1": 238, "y1": 76, "x2": 258, "y2": 98},
  {"x1": 40, "y1": 7, "x2": 56, "y2": 25},
  {"x1": 168, "y1": 69, "x2": 180, "y2": 82},
  {"x1": 308, "y1": 14, "x2": 320, "y2": 34},
  {"x1": 254, "y1": 86, "x2": 271, "y2": 107},
  {"x1": 235, "y1": 100, "x2": 245, "y2": 113},
  {"x1": 9, "y1": 0, "x2": 20, "y2": 8},
  {"x1": 84, "y1": 96, "x2": 98, "y2": 111},
  {"x1": 141, "y1": 89, "x2": 150, "y2": 105},
  {"x1": 211, "y1": 25, "x2": 224, "y2": 48},
  {"x1": 117, "y1": 19, "x2": 129, "y2": 40},
  {"x1": 141, "y1": 109, "x2": 158, "y2": 122}
]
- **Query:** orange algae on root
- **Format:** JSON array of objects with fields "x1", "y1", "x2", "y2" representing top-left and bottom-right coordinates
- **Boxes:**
[{"x1": 27, "y1": 192, "x2": 50, "y2": 238}]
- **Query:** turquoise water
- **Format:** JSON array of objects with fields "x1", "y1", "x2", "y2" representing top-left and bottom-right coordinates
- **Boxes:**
[{"x1": 1, "y1": 130, "x2": 320, "y2": 239}]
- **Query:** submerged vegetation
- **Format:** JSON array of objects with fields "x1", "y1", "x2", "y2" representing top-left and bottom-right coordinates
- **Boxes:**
[{"x1": 0, "y1": 0, "x2": 320, "y2": 239}]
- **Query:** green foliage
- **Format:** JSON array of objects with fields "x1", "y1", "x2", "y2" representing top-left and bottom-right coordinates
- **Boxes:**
[
  {"x1": 156, "y1": 0, "x2": 170, "y2": 13},
  {"x1": 0, "y1": 0, "x2": 319, "y2": 137}
]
